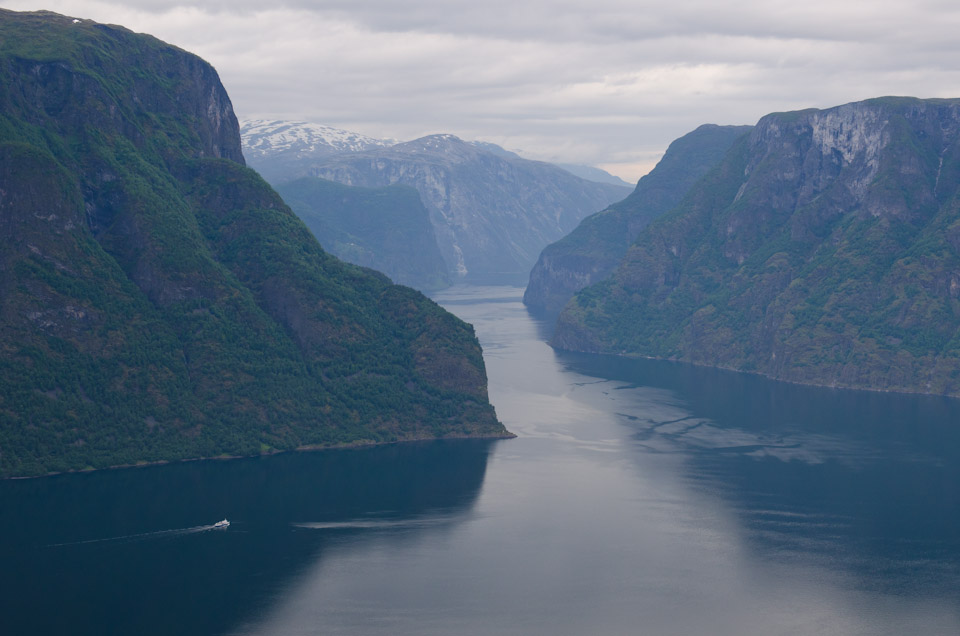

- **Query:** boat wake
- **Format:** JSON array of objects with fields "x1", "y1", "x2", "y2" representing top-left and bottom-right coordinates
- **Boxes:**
[{"x1": 47, "y1": 521, "x2": 229, "y2": 548}]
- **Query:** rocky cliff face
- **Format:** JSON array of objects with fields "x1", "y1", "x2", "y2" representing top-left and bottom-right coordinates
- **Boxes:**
[
  {"x1": 0, "y1": 10, "x2": 508, "y2": 478},
  {"x1": 524, "y1": 125, "x2": 752, "y2": 315},
  {"x1": 554, "y1": 97, "x2": 960, "y2": 397},
  {"x1": 299, "y1": 134, "x2": 632, "y2": 282}
]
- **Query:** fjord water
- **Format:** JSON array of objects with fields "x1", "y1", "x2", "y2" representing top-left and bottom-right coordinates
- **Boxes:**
[{"x1": 3, "y1": 286, "x2": 960, "y2": 635}]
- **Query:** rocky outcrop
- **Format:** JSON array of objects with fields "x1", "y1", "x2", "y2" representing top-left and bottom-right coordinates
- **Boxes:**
[
  {"x1": 554, "y1": 97, "x2": 960, "y2": 398},
  {"x1": 524, "y1": 124, "x2": 751, "y2": 315}
]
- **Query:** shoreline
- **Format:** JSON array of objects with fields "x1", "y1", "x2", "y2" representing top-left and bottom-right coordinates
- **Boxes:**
[
  {"x1": 6, "y1": 430, "x2": 516, "y2": 481},
  {"x1": 552, "y1": 345, "x2": 960, "y2": 402}
]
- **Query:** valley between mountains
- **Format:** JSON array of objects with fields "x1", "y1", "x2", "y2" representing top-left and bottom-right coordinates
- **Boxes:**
[{"x1": 6, "y1": 8, "x2": 960, "y2": 484}]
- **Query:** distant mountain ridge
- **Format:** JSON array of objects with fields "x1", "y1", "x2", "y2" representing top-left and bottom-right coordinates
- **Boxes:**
[
  {"x1": 241, "y1": 121, "x2": 628, "y2": 187},
  {"x1": 553, "y1": 163, "x2": 633, "y2": 187},
  {"x1": 241, "y1": 119, "x2": 395, "y2": 155},
  {"x1": 240, "y1": 119, "x2": 396, "y2": 183},
  {"x1": 241, "y1": 121, "x2": 632, "y2": 283},
  {"x1": 303, "y1": 133, "x2": 632, "y2": 282},
  {"x1": 465, "y1": 142, "x2": 630, "y2": 186},
  {"x1": 553, "y1": 97, "x2": 960, "y2": 398}
]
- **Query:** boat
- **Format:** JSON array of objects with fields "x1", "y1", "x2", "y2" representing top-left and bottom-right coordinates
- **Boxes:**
[{"x1": 213, "y1": 519, "x2": 230, "y2": 529}]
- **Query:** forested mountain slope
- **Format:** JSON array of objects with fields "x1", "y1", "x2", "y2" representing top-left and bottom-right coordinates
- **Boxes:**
[
  {"x1": 0, "y1": 10, "x2": 508, "y2": 478},
  {"x1": 554, "y1": 98, "x2": 960, "y2": 397}
]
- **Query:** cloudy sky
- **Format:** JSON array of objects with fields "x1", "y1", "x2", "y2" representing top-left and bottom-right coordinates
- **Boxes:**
[{"x1": 6, "y1": 1, "x2": 960, "y2": 180}]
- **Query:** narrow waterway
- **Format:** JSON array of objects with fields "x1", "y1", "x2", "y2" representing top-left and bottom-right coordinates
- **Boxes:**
[{"x1": 3, "y1": 285, "x2": 959, "y2": 635}]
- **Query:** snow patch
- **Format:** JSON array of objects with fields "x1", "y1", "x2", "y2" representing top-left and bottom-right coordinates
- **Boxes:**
[{"x1": 239, "y1": 120, "x2": 396, "y2": 157}]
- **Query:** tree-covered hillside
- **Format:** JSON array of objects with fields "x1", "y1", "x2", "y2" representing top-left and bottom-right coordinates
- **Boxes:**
[
  {"x1": 0, "y1": 10, "x2": 508, "y2": 478},
  {"x1": 554, "y1": 98, "x2": 960, "y2": 398}
]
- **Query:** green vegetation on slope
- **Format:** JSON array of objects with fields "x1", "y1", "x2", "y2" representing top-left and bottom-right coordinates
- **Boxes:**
[
  {"x1": 553, "y1": 98, "x2": 960, "y2": 397},
  {"x1": 0, "y1": 10, "x2": 507, "y2": 478}
]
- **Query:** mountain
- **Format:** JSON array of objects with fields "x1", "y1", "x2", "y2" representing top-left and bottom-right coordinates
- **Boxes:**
[
  {"x1": 0, "y1": 9, "x2": 508, "y2": 478},
  {"x1": 553, "y1": 97, "x2": 960, "y2": 397},
  {"x1": 553, "y1": 163, "x2": 633, "y2": 187},
  {"x1": 466, "y1": 142, "x2": 631, "y2": 187},
  {"x1": 304, "y1": 134, "x2": 633, "y2": 282},
  {"x1": 240, "y1": 119, "x2": 396, "y2": 184},
  {"x1": 466, "y1": 140, "x2": 523, "y2": 160},
  {"x1": 524, "y1": 125, "x2": 752, "y2": 315},
  {"x1": 276, "y1": 178, "x2": 450, "y2": 292}
]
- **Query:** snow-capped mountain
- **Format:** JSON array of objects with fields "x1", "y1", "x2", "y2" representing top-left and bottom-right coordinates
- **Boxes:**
[
  {"x1": 241, "y1": 119, "x2": 394, "y2": 156},
  {"x1": 241, "y1": 120, "x2": 632, "y2": 285},
  {"x1": 240, "y1": 120, "x2": 396, "y2": 183}
]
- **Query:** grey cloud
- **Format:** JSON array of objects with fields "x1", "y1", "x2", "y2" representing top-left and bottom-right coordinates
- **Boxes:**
[
  {"x1": 48, "y1": 0, "x2": 960, "y2": 44},
  {"x1": 6, "y1": 0, "x2": 960, "y2": 180}
]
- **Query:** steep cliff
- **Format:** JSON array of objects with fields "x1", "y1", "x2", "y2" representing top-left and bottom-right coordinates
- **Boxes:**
[
  {"x1": 301, "y1": 134, "x2": 631, "y2": 282},
  {"x1": 0, "y1": 10, "x2": 508, "y2": 478},
  {"x1": 524, "y1": 125, "x2": 751, "y2": 315},
  {"x1": 276, "y1": 177, "x2": 450, "y2": 292},
  {"x1": 554, "y1": 97, "x2": 960, "y2": 397}
]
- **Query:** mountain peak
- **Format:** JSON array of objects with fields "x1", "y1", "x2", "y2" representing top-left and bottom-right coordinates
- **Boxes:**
[
  {"x1": 240, "y1": 119, "x2": 395, "y2": 158},
  {"x1": 394, "y1": 134, "x2": 468, "y2": 152},
  {"x1": 239, "y1": 120, "x2": 396, "y2": 183},
  {"x1": 421, "y1": 133, "x2": 464, "y2": 143}
]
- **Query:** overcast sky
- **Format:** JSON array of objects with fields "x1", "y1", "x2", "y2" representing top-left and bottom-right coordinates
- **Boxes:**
[{"x1": 6, "y1": 1, "x2": 960, "y2": 180}]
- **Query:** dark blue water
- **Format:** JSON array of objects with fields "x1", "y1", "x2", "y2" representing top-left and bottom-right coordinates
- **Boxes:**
[{"x1": 3, "y1": 285, "x2": 960, "y2": 635}]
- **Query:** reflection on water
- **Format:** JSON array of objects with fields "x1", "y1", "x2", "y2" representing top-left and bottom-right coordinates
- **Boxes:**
[
  {"x1": 4, "y1": 285, "x2": 960, "y2": 635},
  {"x1": 437, "y1": 286, "x2": 960, "y2": 635},
  {"x1": 0, "y1": 441, "x2": 495, "y2": 636},
  {"x1": 558, "y1": 349, "x2": 960, "y2": 598}
]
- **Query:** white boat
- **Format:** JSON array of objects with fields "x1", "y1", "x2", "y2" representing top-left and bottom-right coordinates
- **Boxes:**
[{"x1": 213, "y1": 519, "x2": 230, "y2": 529}]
